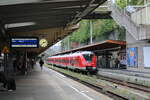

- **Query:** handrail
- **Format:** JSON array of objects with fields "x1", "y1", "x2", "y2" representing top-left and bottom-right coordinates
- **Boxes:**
[
  {"x1": 108, "y1": 1, "x2": 138, "y2": 26},
  {"x1": 108, "y1": 0, "x2": 140, "y2": 40},
  {"x1": 108, "y1": 1, "x2": 150, "y2": 40}
]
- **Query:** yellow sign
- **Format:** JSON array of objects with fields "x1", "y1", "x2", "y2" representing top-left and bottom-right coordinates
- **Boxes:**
[{"x1": 2, "y1": 46, "x2": 9, "y2": 53}]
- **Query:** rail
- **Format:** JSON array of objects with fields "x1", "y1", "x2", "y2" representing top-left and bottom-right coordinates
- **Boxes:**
[
  {"x1": 46, "y1": 64, "x2": 150, "y2": 100},
  {"x1": 97, "y1": 75, "x2": 150, "y2": 93},
  {"x1": 50, "y1": 67, "x2": 128, "y2": 100}
]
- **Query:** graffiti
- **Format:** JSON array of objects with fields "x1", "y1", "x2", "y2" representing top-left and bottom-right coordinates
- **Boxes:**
[{"x1": 127, "y1": 47, "x2": 138, "y2": 67}]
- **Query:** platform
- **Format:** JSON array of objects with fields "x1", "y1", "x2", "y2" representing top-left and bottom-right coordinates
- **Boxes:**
[{"x1": 0, "y1": 64, "x2": 112, "y2": 100}]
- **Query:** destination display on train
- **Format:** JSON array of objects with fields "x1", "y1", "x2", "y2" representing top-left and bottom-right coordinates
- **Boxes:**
[{"x1": 11, "y1": 37, "x2": 39, "y2": 48}]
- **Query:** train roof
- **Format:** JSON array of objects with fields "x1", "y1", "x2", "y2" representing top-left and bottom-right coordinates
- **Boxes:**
[{"x1": 48, "y1": 51, "x2": 94, "y2": 58}]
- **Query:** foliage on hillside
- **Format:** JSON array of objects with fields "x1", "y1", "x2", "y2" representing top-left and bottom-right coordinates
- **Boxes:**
[
  {"x1": 116, "y1": 0, "x2": 144, "y2": 8},
  {"x1": 70, "y1": 19, "x2": 117, "y2": 43},
  {"x1": 61, "y1": 19, "x2": 126, "y2": 50},
  {"x1": 70, "y1": 19, "x2": 120, "y2": 43},
  {"x1": 70, "y1": 20, "x2": 90, "y2": 43},
  {"x1": 93, "y1": 19, "x2": 118, "y2": 41}
]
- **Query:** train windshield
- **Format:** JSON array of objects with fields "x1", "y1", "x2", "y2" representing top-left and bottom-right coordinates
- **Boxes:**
[{"x1": 83, "y1": 54, "x2": 94, "y2": 62}]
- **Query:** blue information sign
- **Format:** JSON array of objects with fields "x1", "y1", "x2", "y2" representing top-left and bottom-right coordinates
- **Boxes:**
[{"x1": 11, "y1": 37, "x2": 39, "y2": 48}]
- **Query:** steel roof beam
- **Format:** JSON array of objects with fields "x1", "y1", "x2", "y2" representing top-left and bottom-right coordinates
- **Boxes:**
[
  {"x1": 0, "y1": 0, "x2": 89, "y2": 12},
  {"x1": 7, "y1": 22, "x2": 68, "y2": 33},
  {"x1": 69, "y1": 0, "x2": 107, "y2": 25},
  {"x1": 4, "y1": 14, "x2": 75, "y2": 24},
  {"x1": 83, "y1": 11, "x2": 112, "y2": 19},
  {"x1": 2, "y1": 7, "x2": 81, "y2": 18}
]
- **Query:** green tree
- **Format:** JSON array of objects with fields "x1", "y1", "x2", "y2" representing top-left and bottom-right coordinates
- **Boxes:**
[
  {"x1": 116, "y1": 0, "x2": 144, "y2": 8},
  {"x1": 92, "y1": 19, "x2": 118, "y2": 41},
  {"x1": 70, "y1": 20, "x2": 90, "y2": 43},
  {"x1": 61, "y1": 18, "x2": 126, "y2": 50}
]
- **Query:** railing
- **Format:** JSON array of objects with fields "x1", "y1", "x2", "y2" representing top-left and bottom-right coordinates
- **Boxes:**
[
  {"x1": 108, "y1": 1, "x2": 150, "y2": 40},
  {"x1": 108, "y1": 1, "x2": 140, "y2": 40}
]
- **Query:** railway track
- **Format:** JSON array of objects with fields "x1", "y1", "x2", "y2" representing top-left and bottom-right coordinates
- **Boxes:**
[
  {"x1": 49, "y1": 67, "x2": 128, "y2": 100},
  {"x1": 64, "y1": 73, "x2": 128, "y2": 100},
  {"x1": 47, "y1": 65, "x2": 150, "y2": 100},
  {"x1": 96, "y1": 75, "x2": 150, "y2": 93}
]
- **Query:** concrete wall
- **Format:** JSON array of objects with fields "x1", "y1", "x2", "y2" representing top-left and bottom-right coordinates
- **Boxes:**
[
  {"x1": 131, "y1": 6, "x2": 150, "y2": 25},
  {"x1": 126, "y1": 31, "x2": 150, "y2": 72}
]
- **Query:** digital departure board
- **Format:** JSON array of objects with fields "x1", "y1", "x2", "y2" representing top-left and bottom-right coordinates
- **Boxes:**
[{"x1": 10, "y1": 37, "x2": 39, "y2": 48}]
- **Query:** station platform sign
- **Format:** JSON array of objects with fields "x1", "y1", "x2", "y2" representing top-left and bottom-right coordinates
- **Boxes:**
[{"x1": 10, "y1": 37, "x2": 39, "y2": 48}]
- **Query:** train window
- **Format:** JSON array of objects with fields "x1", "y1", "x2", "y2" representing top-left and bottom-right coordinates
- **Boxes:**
[{"x1": 83, "y1": 54, "x2": 94, "y2": 62}]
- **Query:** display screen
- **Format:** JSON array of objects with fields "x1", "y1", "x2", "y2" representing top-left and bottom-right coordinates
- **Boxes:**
[{"x1": 10, "y1": 37, "x2": 39, "y2": 48}]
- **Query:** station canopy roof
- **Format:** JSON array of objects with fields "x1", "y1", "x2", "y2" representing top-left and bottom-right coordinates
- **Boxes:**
[
  {"x1": 0, "y1": 0, "x2": 107, "y2": 54},
  {"x1": 54, "y1": 40, "x2": 126, "y2": 55}
]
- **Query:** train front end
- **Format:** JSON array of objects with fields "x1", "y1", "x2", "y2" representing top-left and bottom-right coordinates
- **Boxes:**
[{"x1": 81, "y1": 52, "x2": 97, "y2": 72}]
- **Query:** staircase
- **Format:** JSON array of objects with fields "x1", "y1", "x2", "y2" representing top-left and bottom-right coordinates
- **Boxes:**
[{"x1": 108, "y1": 2, "x2": 150, "y2": 40}]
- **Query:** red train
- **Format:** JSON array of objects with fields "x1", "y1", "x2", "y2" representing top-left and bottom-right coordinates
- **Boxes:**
[{"x1": 47, "y1": 51, "x2": 97, "y2": 72}]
